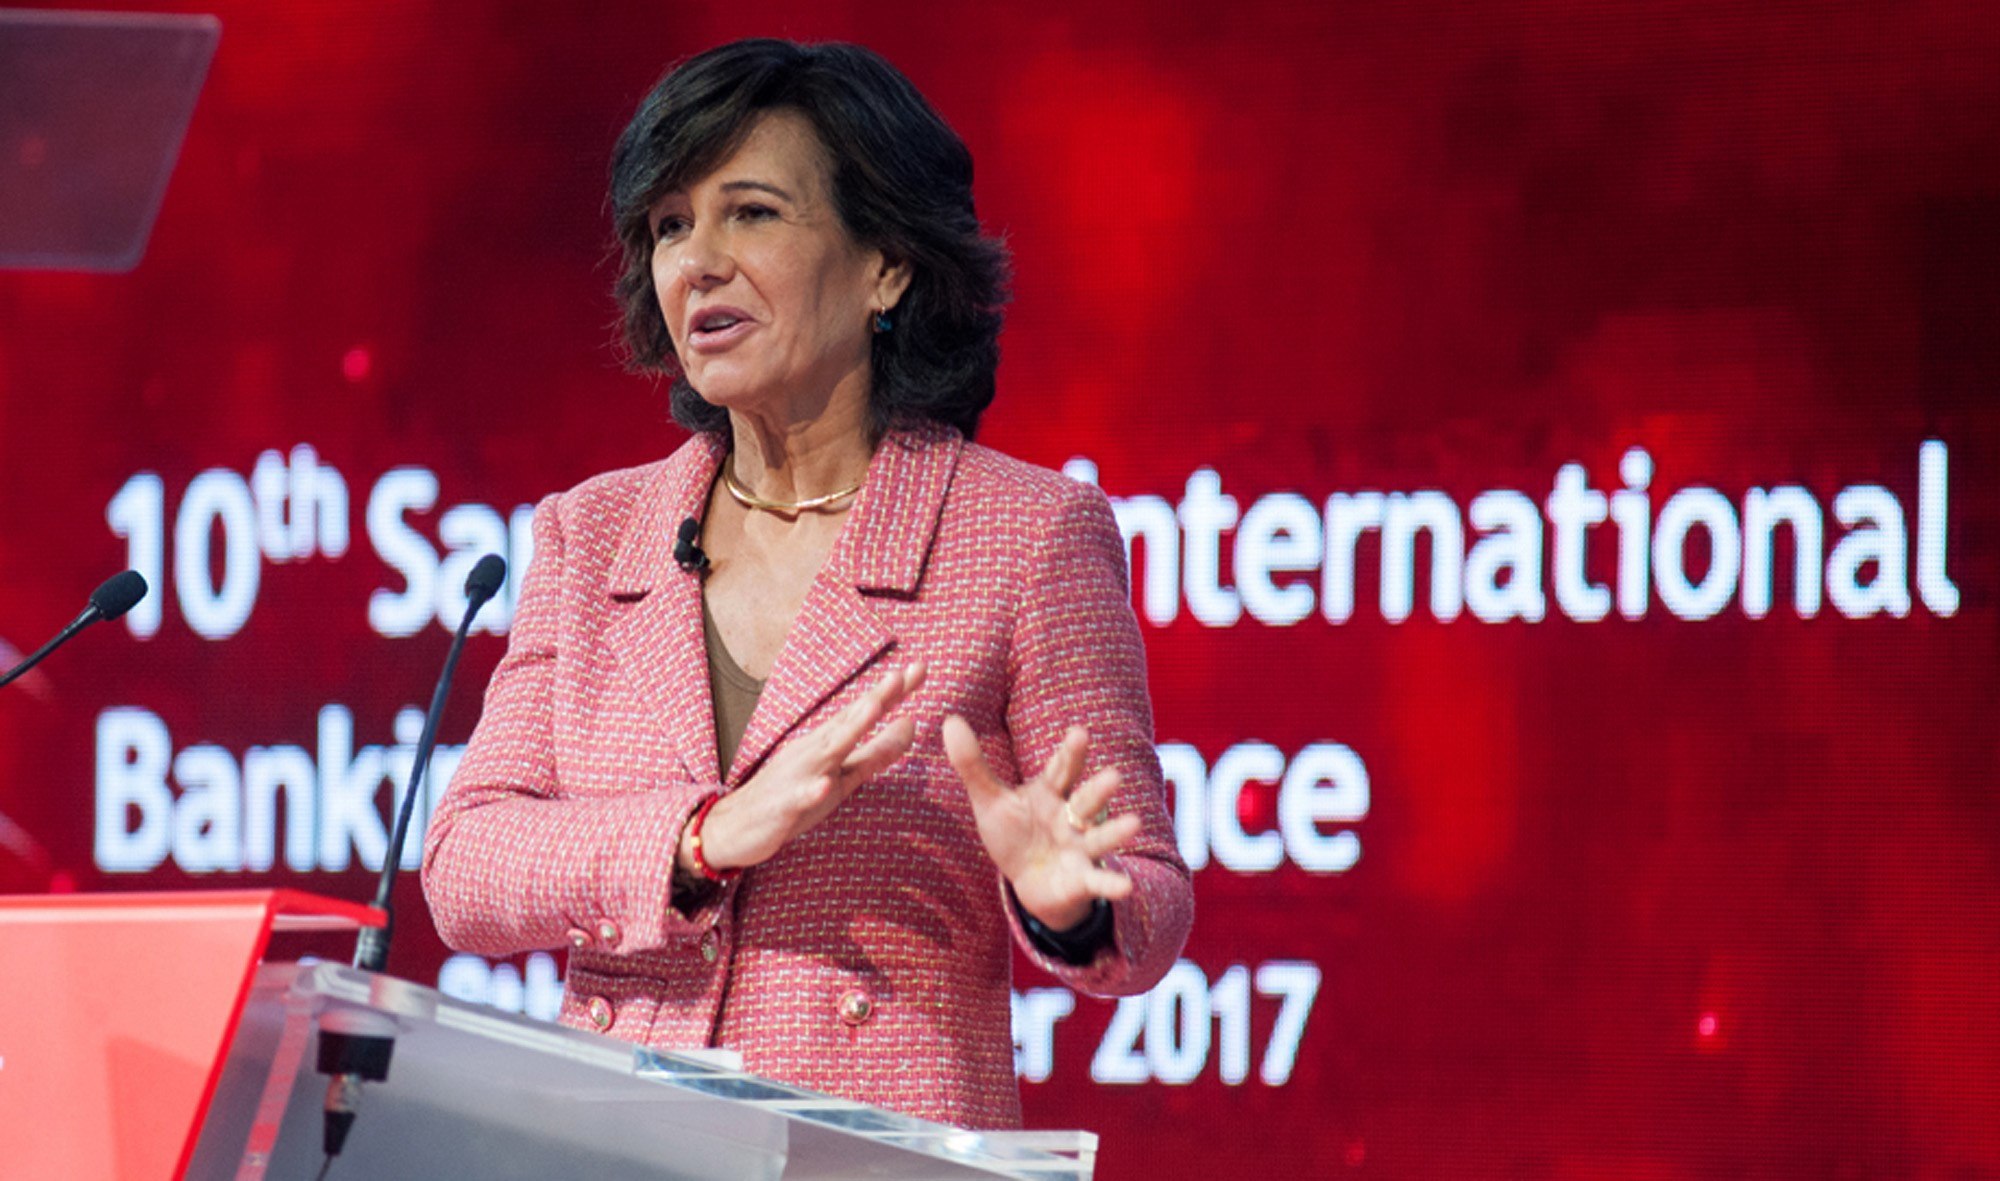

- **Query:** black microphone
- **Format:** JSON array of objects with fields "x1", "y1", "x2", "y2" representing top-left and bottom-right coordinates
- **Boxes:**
[
  {"x1": 321, "y1": 553, "x2": 506, "y2": 1165},
  {"x1": 0, "y1": 570, "x2": 149, "y2": 689},
  {"x1": 674, "y1": 517, "x2": 710, "y2": 573},
  {"x1": 91, "y1": 570, "x2": 149, "y2": 620}
]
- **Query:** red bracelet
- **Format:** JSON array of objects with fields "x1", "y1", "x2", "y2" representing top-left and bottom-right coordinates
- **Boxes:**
[{"x1": 686, "y1": 794, "x2": 738, "y2": 884}]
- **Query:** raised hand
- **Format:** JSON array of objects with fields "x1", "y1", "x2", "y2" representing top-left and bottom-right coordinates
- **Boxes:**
[
  {"x1": 682, "y1": 661, "x2": 926, "y2": 875},
  {"x1": 942, "y1": 717, "x2": 1143, "y2": 931}
]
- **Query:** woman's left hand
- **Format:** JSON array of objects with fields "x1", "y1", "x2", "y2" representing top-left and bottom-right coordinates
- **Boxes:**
[{"x1": 942, "y1": 716, "x2": 1144, "y2": 932}]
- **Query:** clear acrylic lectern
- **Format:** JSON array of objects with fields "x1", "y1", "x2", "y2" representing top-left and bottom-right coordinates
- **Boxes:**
[
  {"x1": 0, "y1": 891, "x2": 1094, "y2": 1180},
  {"x1": 192, "y1": 960, "x2": 1097, "y2": 1181}
]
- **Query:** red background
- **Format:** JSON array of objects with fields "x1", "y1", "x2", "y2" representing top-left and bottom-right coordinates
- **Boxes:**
[{"x1": 3, "y1": 2, "x2": 1998, "y2": 1176}]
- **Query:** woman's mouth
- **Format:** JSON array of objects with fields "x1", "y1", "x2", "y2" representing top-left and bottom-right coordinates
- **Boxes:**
[{"x1": 688, "y1": 308, "x2": 754, "y2": 351}]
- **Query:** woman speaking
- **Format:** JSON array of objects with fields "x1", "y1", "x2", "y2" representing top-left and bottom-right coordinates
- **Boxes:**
[{"x1": 423, "y1": 38, "x2": 1192, "y2": 1130}]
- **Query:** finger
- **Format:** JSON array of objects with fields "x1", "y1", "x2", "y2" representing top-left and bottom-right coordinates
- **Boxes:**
[
  {"x1": 860, "y1": 663, "x2": 916, "y2": 715},
  {"x1": 842, "y1": 716, "x2": 916, "y2": 784},
  {"x1": 1081, "y1": 864, "x2": 1134, "y2": 902},
  {"x1": 1081, "y1": 812, "x2": 1143, "y2": 859},
  {"x1": 943, "y1": 714, "x2": 1008, "y2": 807},
  {"x1": 872, "y1": 659, "x2": 928, "y2": 748},
  {"x1": 874, "y1": 660, "x2": 920, "y2": 704},
  {"x1": 1038, "y1": 726, "x2": 1089, "y2": 797},
  {"x1": 1064, "y1": 767, "x2": 1122, "y2": 821},
  {"x1": 818, "y1": 669, "x2": 903, "y2": 755},
  {"x1": 790, "y1": 773, "x2": 844, "y2": 829}
]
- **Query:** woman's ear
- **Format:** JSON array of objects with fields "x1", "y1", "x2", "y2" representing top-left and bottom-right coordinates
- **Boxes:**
[{"x1": 873, "y1": 252, "x2": 914, "y2": 313}]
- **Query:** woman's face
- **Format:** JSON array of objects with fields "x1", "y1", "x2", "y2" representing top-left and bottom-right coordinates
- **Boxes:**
[{"x1": 649, "y1": 110, "x2": 906, "y2": 421}]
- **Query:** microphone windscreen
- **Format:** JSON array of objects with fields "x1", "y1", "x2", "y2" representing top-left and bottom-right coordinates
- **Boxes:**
[
  {"x1": 677, "y1": 517, "x2": 701, "y2": 544},
  {"x1": 89, "y1": 571, "x2": 149, "y2": 621},
  {"x1": 464, "y1": 554, "x2": 508, "y2": 602}
]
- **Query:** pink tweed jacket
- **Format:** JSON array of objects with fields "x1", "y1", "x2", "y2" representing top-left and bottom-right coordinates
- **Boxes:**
[{"x1": 421, "y1": 423, "x2": 1192, "y2": 1129}]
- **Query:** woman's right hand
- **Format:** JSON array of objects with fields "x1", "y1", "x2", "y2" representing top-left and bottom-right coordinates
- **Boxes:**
[{"x1": 679, "y1": 661, "x2": 926, "y2": 876}]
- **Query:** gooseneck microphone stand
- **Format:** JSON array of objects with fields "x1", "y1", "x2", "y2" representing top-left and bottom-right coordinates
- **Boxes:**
[
  {"x1": 316, "y1": 553, "x2": 507, "y2": 1176},
  {"x1": 0, "y1": 570, "x2": 148, "y2": 689}
]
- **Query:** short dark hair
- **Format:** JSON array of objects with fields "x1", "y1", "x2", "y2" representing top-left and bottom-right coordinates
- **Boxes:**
[{"x1": 610, "y1": 39, "x2": 1010, "y2": 440}]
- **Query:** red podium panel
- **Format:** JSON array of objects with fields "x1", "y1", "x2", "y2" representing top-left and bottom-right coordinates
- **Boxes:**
[{"x1": 0, "y1": 890, "x2": 381, "y2": 1181}]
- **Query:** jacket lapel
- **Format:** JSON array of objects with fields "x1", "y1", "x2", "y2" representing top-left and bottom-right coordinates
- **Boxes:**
[
  {"x1": 604, "y1": 433, "x2": 729, "y2": 784},
  {"x1": 726, "y1": 424, "x2": 963, "y2": 784}
]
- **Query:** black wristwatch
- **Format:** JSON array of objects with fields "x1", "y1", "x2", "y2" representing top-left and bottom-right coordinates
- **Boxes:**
[{"x1": 1017, "y1": 897, "x2": 1115, "y2": 966}]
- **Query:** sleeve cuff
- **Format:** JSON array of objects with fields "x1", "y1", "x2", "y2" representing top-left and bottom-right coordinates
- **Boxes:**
[{"x1": 1015, "y1": 896, "x2": 1116, "y2": 966}]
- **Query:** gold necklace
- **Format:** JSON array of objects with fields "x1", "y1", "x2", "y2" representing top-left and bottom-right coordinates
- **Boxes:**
[{"x1": 722, "y1": 464, "x2": 864, "y2": 515}]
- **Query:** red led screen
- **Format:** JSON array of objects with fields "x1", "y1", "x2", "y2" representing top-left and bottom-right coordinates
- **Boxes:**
[{"x1": 2, "y1": 3, "x2": 1998, "y2": 1176}]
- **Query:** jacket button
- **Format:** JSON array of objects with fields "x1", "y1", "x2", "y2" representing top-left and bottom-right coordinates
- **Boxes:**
[
  {"x1": 699, "y1": 929, "x2": 720, "y2": 964},
  {"x1": 586, "y1": 996, "x2": 613, "y2": 1031},
  {"x1": 565, "y1": 927, "x2": 590, "y2": 949},
  {"x1": 595, "y1": 918, "x2": 620, "y2": 945},
  {"x1": 837, "y1": 989, "x2": 874, "y2": 1027}
]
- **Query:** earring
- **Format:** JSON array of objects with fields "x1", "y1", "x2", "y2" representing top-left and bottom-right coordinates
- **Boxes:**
[{"x1": 872, "y1": 310, "x2": 893, "y2": 334}]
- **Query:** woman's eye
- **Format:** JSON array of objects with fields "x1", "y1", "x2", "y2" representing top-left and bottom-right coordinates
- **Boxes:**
[
  {"x1": 655, "y1": 216, "x2": 689, "y2": 241},
  {"x1": 734, "y1": 203, "x2": 778, "y2": 222}
]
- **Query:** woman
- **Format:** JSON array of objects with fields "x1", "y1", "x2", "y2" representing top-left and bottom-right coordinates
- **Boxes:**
[{"x1": 422, "y1": 39, "x2": 1191, "y2": 1130}]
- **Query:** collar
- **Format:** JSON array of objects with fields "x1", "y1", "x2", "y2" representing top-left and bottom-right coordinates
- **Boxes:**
[{"x1": 605, "y1": 421, "x2": 963, "y2": 599}]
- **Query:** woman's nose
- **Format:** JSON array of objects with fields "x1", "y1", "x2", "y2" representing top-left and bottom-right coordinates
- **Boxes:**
[{"x1": 677, "y1": 224, "x2": 733, "y2": 290}]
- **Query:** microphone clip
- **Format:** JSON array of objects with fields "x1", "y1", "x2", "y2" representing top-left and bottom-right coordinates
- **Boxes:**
[{"x1": 674, "y1": 518, "x2": 710, "y2": 574}]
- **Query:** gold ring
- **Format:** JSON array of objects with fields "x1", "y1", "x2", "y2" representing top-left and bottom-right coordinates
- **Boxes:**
[{"x1": 1063, "y1": 801, "x2": 1110, "y2": 832}]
